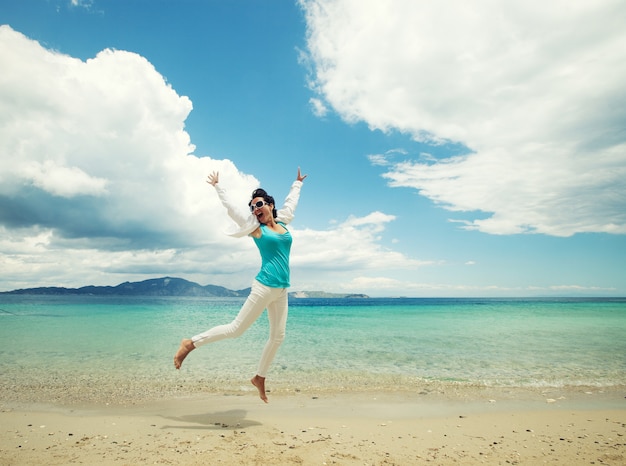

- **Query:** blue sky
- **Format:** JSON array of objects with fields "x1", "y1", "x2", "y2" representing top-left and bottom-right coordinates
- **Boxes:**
[{"x1": 1, "y1": 0, "x2": 625, "y2": 296}]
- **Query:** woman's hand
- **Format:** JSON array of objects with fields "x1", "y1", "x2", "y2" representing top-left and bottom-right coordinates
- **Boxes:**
[
  {"x1": 296, "y1": 167, "x2": 308, "y2": 182},
  {"x1": 207, "y1": 171, "x2": 219, "y2": 186}
]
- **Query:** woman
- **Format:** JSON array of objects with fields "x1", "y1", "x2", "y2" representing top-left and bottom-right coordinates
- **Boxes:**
[{"x1": 174, "y1": 167, "x2": 307, "y2": 403}]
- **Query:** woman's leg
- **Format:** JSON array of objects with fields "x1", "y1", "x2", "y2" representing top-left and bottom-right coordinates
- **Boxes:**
[
  {"x1": 174, "y1": 280, "x2": 276, "y2": 369},
  {"x1": 192, "y1": 281, "x2": 271, "y2": 346},
  {"x1": 251, "y1": 288, "x2": 288, "y2": 403},
  {"x1": 257, "y1": 288, "x2": 289, "y2": 377}
]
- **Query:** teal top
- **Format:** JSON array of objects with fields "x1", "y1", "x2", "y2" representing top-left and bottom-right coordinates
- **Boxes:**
[{"x1": 253, "y1": 223, "x2": 293, "y2": 288}]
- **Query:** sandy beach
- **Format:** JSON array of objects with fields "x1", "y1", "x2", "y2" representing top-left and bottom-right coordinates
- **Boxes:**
[{"x1": 1, "y1": 387, "x2": 624, "y2": 465}]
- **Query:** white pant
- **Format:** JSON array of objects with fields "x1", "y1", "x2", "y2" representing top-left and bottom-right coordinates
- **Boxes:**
[{"x1": 192, "y1": 280, "x2": 288, "y2": 378}]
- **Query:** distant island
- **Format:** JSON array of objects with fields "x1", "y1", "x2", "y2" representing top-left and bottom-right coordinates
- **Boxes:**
[{"x1": 0, "y1": 277, "x2": 369, "y2": 299}]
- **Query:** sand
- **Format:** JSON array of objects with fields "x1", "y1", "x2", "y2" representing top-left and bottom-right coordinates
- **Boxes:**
[{"x1": 1, "y1": 387, "x2": 625, "y2": 465}]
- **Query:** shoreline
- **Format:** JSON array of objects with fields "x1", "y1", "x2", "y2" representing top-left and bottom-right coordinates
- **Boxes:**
[
  {"x1": 1, "y1": 370, "x2": 625, "y2": 407},
  {"x1": 2, "y1": 388, "x2": 624, "y2": 465}
]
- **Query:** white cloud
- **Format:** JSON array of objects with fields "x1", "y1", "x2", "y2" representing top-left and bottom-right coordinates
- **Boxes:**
[
  {"x1": 367, "y1": 154, "x2": 388, "y2": 166},
  {"x1": 0, "y1": 26, "x2": 265, "y2": 289},
  {"x1": 295, "y1": 213, "x2": 401, "y2": 269},
  {"x1": 288, "y1": 212, "x2": 433, "y2": 293},
  {"x1": 70, "y1": 0, "x2": 93, "y2": 9},
  {"x1": 318, "y1": 276, "x2": 616, "y2": 297},
  {"x1": 301, "y1": 0, "x2": 626, "y2": 236},
  {"x1": 0, "y1": 26, "x2": 426, "y2": 292},
  {"x1": 308, "y1": 97, "x2": 328, "y2": 117},
  {"x1": 19, "y1": 160, "x2": 108, "y2": 197},
  {"x1": 0, "y1": 26, "x2": 252, "y2": 248},
  {"x1": 341, "y1": 211, "x2": 395, "y2": 230}
]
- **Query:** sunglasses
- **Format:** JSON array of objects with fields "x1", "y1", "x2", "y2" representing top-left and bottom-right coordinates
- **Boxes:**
[{"x1": 249, "y1": 200, "x2": 269, "y2": 212}]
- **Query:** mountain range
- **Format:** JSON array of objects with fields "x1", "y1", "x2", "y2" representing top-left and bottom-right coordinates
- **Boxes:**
[{"x1": 0, "y1": 277, "x2": 369, "y2": 299}]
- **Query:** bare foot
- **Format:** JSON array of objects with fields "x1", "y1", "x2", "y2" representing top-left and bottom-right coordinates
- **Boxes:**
[
  {"x1": 174, "y1": 339, "x2": 195, "y2": 369},
  {"x1": 251, "y1": 375, "x2": 268, "y2": 403}
]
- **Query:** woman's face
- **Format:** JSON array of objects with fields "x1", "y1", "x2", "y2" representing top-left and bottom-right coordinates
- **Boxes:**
[{"x1": 250, "y1": 196, "x2": 274, "y2": 224}]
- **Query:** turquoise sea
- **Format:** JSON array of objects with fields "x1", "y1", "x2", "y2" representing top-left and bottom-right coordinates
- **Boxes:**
[{"x1": 1, "y1": 296, "x2": 625, "y2": 405}]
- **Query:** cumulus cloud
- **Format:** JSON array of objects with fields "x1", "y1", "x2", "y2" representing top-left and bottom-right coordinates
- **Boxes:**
[
  {"x1": 0, "y1": 26, "x2": 420, "y2": 291},
  {"x1": 308, "y1": 97, "x2": 328, "y2": 117},
  {"x1": 0, "y1": 26, "x2": 224, "y2": 245},
  {"x1": 289, "y1": 212, "x2": 432, "y2": 292},
  {"x1": 18, "y1": 160, "x2": 108, "y2": 197},
  {"x1": 295, "y1": 213, "x2": 419, "y2": 268},
  {"x1": 0, "y1": 26, "x2": 263, "y2": 289},
  {"x1": 300, "y1": 0, "x2": 626, "y2": 236},
  {"x1": 328, "y1": 276, "x2": 616, "y2": 297}
]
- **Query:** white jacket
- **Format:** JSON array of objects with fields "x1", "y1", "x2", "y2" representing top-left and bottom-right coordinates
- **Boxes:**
[{"x1": 213, "y1": 180, "x2": 303, "y2": 237}]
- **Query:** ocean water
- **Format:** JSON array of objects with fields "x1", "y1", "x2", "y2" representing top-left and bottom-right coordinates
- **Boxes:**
[{"x1": 1, "y1": 295, "x2": 625, "y2": 404}]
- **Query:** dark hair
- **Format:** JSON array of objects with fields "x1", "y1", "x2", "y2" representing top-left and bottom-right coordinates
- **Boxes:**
[{"x1": 250, "y1": 188, "x2": 277, "y2": 218}]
